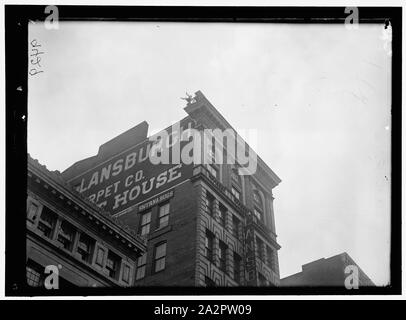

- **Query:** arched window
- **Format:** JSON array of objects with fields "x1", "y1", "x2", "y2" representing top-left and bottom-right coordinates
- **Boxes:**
[
  {"x1": 231, "y1": 168, "x2": 242, "y2": 201},
  {"x1": 253, "y1": 189, "x2": 264, "y2": 221}
]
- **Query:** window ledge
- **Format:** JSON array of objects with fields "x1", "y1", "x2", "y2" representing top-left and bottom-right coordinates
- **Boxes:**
[{"x1": 148, "y1": 225, "x2": 172, "y2": 240}]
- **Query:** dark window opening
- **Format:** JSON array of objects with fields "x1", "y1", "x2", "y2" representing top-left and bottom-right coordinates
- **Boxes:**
[
  {"x1": 233, "y1": 253, "x2": 242, "y2": 283},
  {"x1": 205, "y1": 276, "x2": 216, "y2": 287},
  {"x1": 77, "y1": 233, "x2": 95, "y2": 263}
]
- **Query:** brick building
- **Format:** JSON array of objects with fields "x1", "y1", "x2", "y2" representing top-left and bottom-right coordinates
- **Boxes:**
[
  {"x1": 31, "y1": 90, "x2": 282, "y2": 287},
  {"x1": 280, "y1": 252, "x2": 375, "y2": 287},
  {"x1": 27, "y1": 155, "x2": 146, "y2": 288}
]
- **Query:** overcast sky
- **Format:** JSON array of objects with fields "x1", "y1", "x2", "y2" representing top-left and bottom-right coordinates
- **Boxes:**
[{"x1": 28, "y1": 22, "x2": 391, "y2": 285}]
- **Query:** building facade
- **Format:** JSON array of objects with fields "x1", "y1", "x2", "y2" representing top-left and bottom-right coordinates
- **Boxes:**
[
  {"x1": 280, "y1": 252, "x2": 375, "y2": 287},
  {"x1": 31, "y1": 91, "x2": 282, "y2": 287}
]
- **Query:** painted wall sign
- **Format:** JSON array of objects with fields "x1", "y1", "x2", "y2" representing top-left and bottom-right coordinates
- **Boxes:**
[{"x1": 69, "y1": 118, "x2": 195, "y2": 215}]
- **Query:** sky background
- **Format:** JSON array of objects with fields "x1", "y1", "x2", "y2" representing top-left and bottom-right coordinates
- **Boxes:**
[{"x1": 28, "y1": 22, "x2": 391, "y2": 285}]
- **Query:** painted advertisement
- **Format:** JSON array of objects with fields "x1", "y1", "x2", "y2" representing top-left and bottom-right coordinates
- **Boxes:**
[{"x1": 68, "y1": 118, "x2": 195, "y2": 216}]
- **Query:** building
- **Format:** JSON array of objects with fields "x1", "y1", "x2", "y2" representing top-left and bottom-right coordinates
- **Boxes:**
[
  {"x1": 27, "y1": 155, "x2": 146, "y2": 288},
  {"x1": 280, "y1": 252, "x2": 375, "y2": 287},
  {"x1": 30, "y1": 90, "x2": 282, "y2": 287}
]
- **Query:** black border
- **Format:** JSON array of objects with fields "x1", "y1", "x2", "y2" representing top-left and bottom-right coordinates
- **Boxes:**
[{"x1": 5, "y1": 5, "x2": 402, "y2": 296}]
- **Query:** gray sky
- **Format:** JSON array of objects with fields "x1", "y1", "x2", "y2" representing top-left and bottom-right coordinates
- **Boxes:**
[{"x1": 28, "y1": 22, "x2": 391, "y2": 285}]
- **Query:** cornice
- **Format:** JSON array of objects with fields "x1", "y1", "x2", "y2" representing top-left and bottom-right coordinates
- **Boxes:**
[{"x1": 27, "y1": 154, "x2": 147, "y2": 254}]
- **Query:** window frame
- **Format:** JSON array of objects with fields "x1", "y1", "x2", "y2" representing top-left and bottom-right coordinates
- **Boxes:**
[
  {"x1": 218, "y1": 203, "x2": 227, "y2": 227},
  {"x1": 157, "y1": 202, "x2": 170, "y2": 229},
  {"x1": 140, "y1": 210, "x2": 152, "y2": 236},
  {"x1": 154, "y1": 242, "x2": 167, "y2": 273},
  {"x1": 135, "y1": 253, "x2": 147, "y2": 280},
  {"x1": 232, "y1": 215, "x2": 240, "y2": 238},
  {"x1": 26, "y1": 262, "x2": 44, "y2": 287},
  {"x1": 204, "y1": 276, "x2": 216, "y2": 287},
  {"x1": 105, "y1": 250, "x2": 121, "y2": 280},
  {"x1": 253, "y1": 189, "x2": 265, "y2": 222},
  {"x1": 76, "y1": 233, "x2": 95, "y2": 263},
  {"x1": 205, "y1": 192, "x2": 215, "y2": 217},
  {"x1": 37, "y1": 207, "x2": 58, "y2": 239}
]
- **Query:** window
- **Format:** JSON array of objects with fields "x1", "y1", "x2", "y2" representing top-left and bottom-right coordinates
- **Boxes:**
[
  {"x1": 105, "y1": 251, "x2": 121, "y2": 279},
  {"x1": 122, "y1": 264, "x2": 131, "y2": 284},
  {"x1": 154, "y1": 242, "x2": 167, "y2": 273},
  {"x1": 266, "y1": 247, "x2": 276, "y2": 272},
  {"x1": 135, "y1": 253, "x2": 147, "y2": 280},
  {"x1": 253, "y1": 190, "x2": 261, "y2": 203},
  {"x1": 208, "y1": 147, "x2": 216, "y2": 163},
  {"x1": 231, "y1": 187, "x2": 240, "y2": 200},
  {"x1": 253, "y1": 190, "x2": 264, "y2": 221},
  {"x1": 205, "y1": 192, "x2": 215, "y2": 217},
  {"x1": 26, "y1": 261, "x2": 43, "y2": 287},
  {"x1": 77, "y1": 233, "x2": 94, "y2": 263},
  {"x1": 232, "y1": 168, "x2": 241, "y2": 185},
  {"x1": 219, "y1": 241, "x2": 227, "y2": 272},
  {"x1": 207, "y1": 164, "x2": 218, "y2": 178},
  {"x1": 27, "y1": 202, "x2": 39, "y2": 222},
  {"x1": 140, "y1": 211, "x2": 151, "y2": 236},
  {"x1": 258, "y1": 273, "x2": 268, "y2": 286},
  {"x1": 37, "y1": 207, "x2": 57, "y2": 238},
  {"x1": 158, "y1": 203, "x2": 170, "y2": 229},
  {"x1": 95, "y1": 247, "x2": 106, "y2": 267},
  {"x1": 233, "y1": 253, "x2": 242, "y2": 283},
  {"x1": 256, "y1": 237, "x2": 264, "y2": 261},
  {"x1": 205, "y1": 276, "x2": 216, "y2": 287},
  {"x1": 232, "y1": 216, "x2": 240, "y2": 238},
  {"x1": 218, "y1": 204, "x2": 227, "y2": 227},
  {"x1": 57, "y1": 221, "x2": 76, "y2": 251},
  {"x1": 204, "y1": 230, "x2": 214, "y2": 262}
]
